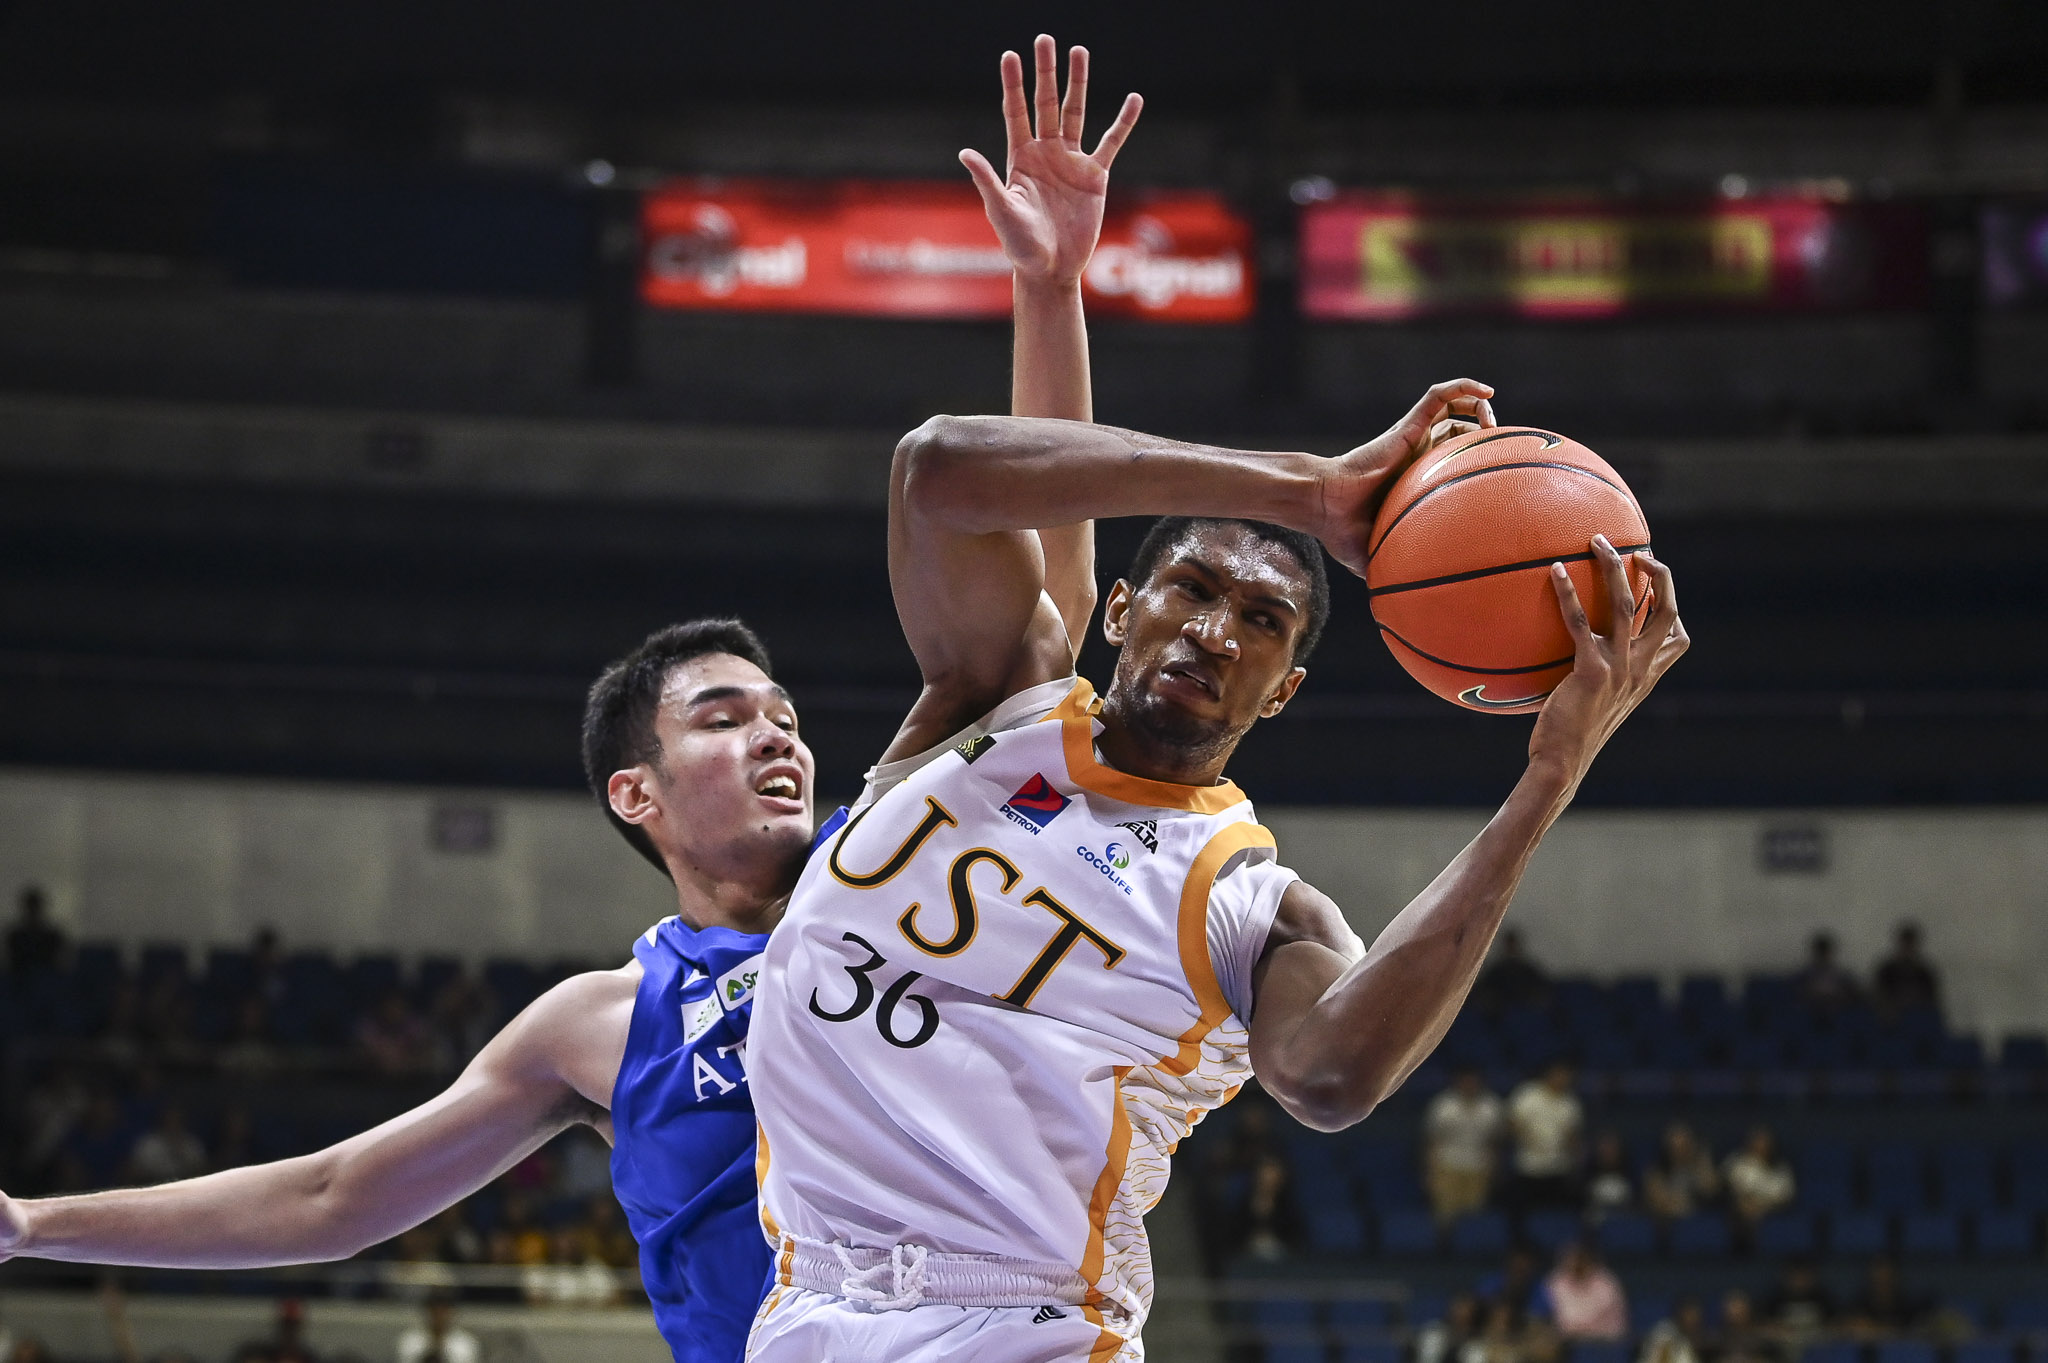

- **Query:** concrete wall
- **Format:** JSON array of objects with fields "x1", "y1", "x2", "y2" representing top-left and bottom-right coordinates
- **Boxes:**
[{"x1": 4, "y1": 766, "x2": 2044, "y2": 1035}]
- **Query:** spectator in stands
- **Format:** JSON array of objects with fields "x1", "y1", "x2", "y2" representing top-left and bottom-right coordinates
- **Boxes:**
[
  {"x1": 1713, "y1": 1291, "x2": 1780, "y2": 1363},
  {"x1": 1584, "y1": 1129, "x2": 1637, "y2": 1221},
  {"x1": 1872, "y1": 923, "x2": 1940, "y2": 1018},
  {"x1": 488, "y1": 1191, "x2": 549, "y2": 1266},
  {"x1": 394, "y1": 1292, "x2": 480, "y2": 1363},
  {"x1": 1762, "y1": 1261, "x2": 1834, "y2": 1349},
  {"x1": 1723, "y1": 1126, "x2": 1795, "y2": 1228},
  {"x1": 1472, "y1": 1298, "x2": 1560, "y2": 1363},
  {"x1": 522, "y1": 1227, "x2": 622, "y2": 1307},
  {"x1": 427, "y1": 968, "x2": 496, "y2": 1072},
  {"x1": 1417, "y1": 1294, "x2": 1484, "y2": 1363},
  {"x1": 1426, "y1": 1068, "x2": 1505, "y2": 1223},
  {"x1": 1480, "y1": 929, "x2": 1550, "y2": 1012},
  {"x1": 5, "y1": 885, "x2": 63, "y2": 978},
  {"x1": 429, "y1": 1207, "x2": 483, "y2": 1265},
  {"x1": 1640, "y1": 1298, "x2": 1707, "y2": 1363},
  {"x1": 1539, "y1": 1241, "x2": 1627, "y2": 1341},
  {"x1": 230, "y1": 1299, "x2": 319, "y2": 1363},
  {"x1": 581, "y1": 1195, "x2": 638, "y2": 1269},
  {"x1": 356, "y1": 989, "x2": 434, "y2": 1075},
  {"x1": 220, "y1": 998, "x2": 281, "y2": 1073},
  {"x1": 128, "y1": 1104, "x2": 208, "y2": 1184},
  {"x1": 1844, "y1": 1258, "x2": 1928, "y2": 1338},
  {"x1": 1507, "y1": 1063, "x2": 1584, "y2": 1212},
  {"x1": 18, "y1": 1070, "x2": 88, "y2": 1186},
  {"x1": 1474, "y1": 1247, "x2": 1546, "y2": 1320},
  {"x1": 248, "y1": 926, "x2": 287, "y2": 1008},
  {"x1": 1643, "y1": 1122, "x2": 1721, "y2": 1220},
  {"x1": 1793, "y1": 932, "x2": 1859, "y2": 1015},
  {"x1": 1233, "y1": 1152, "x2": 1300, "y2": 1261},
  {"x1": 6, "y1": 1338, "x2": 51, "y2": 1363},
  {"x1": 389, "y1": 1224, "x2": 460, "y2": 1296}
]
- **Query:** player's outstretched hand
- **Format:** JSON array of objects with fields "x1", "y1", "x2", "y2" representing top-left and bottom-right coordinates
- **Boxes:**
[
  {"x1": 959, "y1": 35, "x2": 1142, "y2": 287},
  {"x1": 1315, "y1": 378, "x2": 1496, "y2": 578},
  {"x1": 0, "y1": 1187, "x2": 27, "y2": 1262},
  {"x1": 1528, "y1": 536, "x2": 1688, "y2": 787}
]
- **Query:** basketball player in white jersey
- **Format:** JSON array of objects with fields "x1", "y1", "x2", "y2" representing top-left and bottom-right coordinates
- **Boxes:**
[
  {"x1": 745, "y1": 416, "x2": 1690, "y2": 1354},
  {"x1": 0, "y1": 39, "x2": 1135, "y2": 1363}
]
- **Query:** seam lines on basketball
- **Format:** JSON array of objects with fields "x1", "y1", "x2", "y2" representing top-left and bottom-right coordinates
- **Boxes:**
[
  {"x1": 1368, "y1": 542, "x2": 1651, "y2": 598},
  {"x1": 1367, "y1": 458, "x2": 1631, "y2": 562},
  {"x1": 1378, "y1": 624, "x2": 1575, "y2": 676}
]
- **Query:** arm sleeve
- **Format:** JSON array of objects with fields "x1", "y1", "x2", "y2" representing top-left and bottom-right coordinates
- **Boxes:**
[{"x1": 1205, "y1": 854, "x2": 1299, "y2": 1024}]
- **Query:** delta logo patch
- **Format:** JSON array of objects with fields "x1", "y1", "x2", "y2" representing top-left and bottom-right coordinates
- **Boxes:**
[
  {"x1": 956, "y1": 734, "x2": 997, "y2": 765},
  {"x1": 1000, "y1": 773, "x2": 1070, "y2": 834},
  {"x1": 1117, "y1": 819, "x2": 1159, "y2": 854}
]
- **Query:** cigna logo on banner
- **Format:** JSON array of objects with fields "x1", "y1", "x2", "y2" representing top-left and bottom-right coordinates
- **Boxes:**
[
  {"x1": 646, "y1": 204, "x2": 807, "y2": 296},
  {"x1": 1087, "y1": 216, "x2": 1245, "y2": 310}
]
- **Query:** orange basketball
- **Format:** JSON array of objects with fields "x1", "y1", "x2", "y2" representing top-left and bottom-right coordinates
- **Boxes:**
[{"x1": 1365, "y1": 427, "x2": 1653, "y2": 714}]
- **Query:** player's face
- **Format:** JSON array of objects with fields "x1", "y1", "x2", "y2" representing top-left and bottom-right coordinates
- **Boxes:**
[
  {"x1": 1103, "y1": 523, "x2": 1309, "y2": 752},
  {"x1": 648, "y1": 653, "x2": 817, "y2": 887}
]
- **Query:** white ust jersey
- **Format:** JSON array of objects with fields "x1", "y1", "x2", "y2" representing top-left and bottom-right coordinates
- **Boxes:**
[{"x1": 750, "y1": 677, "x2": 1296, "y2": 1353}]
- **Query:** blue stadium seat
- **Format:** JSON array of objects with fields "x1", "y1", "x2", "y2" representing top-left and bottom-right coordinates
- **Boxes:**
[
  {"x1": 1899, "y1": 1212, "x2": 1961, "y2": 1258},
  {"x1": 1828, "y1": 1211, "x2": 1890, "y2": 1256},
  {"x1": 1342, "y1": 1342, "x2": 1402, "y2": 1363},
  {"x1": 1596, "y1": 1213, "x2": 1657, "y2": 1259},
  {"x1": 1875, "y1": 1341, "x2": 1936, "y2": 1363},
  {"x1": 1304, "y1": 1203, "x2": 1367, "y2": 1254},
  {"x1": 1570, "y1": 1343, "x2": 1631, "y2": 1363},
  {"x1": 1614, "y1": 976, "x2": 1663, "y2": 1017},
  {"x1": 417, "y1": 954, "x2": 464, "y2": 1001},
  {"x1": 1328, "y1": 1299, "x2": 1391, "y2": 1335},
  {"x1": 1943, "y1": 1035, "x2": 1987, "y2": 1070},
  {"x1": 1361, "y1": 1166, "x2": 1427, "y2": 1211},
  {"x1": 1999, "y1": 1035, "x2": 2048, "y2": 1071},
  {"x1": 1251, "y1": 1298, "x2": 1317, "y2": 1332},
  {"x1": 1449, "y1": 1211, "x2": 1510, "y2": 1258},
  {"x1": 75, "y1": 942, "x2": 125, "y2": 983},
  {"x1": 1617, "y1": 1070, "x2": 1679, "y2": 1102},
  {"x1": 1263, "y1": 1345, "x2": 1326, "y2": 1363},
  {"x1": 1801, "y1": 1342, "x2": 1864, "y2": 1363},
  {"x1": 1669, "y1": 1212, "x2": 1733, "y2": 1258},
  {"x1": 1406, "y1": 1294, "x2": 1450, "y2": 1329},
  {"x1": 1679, "y1": 974, "x2": 1728, "y2": 1012},
  {"x1": 2000, "y1": 1296, "x2": 2048, "y2": 1331},
  {"x1": 1526, "y1": 1211, "x2": 1584, "y2": 1253},
  {"x1": 1629, "y1": 1297, "x2": 1673, "y2": 1337},
  {"x1": 2012, "y1": 1144, "x2": 2048, "y2": 1211},
  {"x1": 1936, "y1": 1143, "x2": 1997, "y2": 1212},
  {"x1": 1795, "y1": 1144, "x2": 1856, "y2": 1210},
  {"x1": 1827, "y1": 1070, "x2": 1883, "y2": 1102},
  {"x1": 1973, "y1": 1209, "x2": 2037, "y2": 1259},
  {"x1": 1953, "y1": 1342, "x2": 2016, "y2": 1363},
  {"x1": 1732, "y1": 1034, "x2": 1787, "y2": 1069},
  {"x1": 346, "y1": 953, "x2": 403, "y2": 1001},
  {"x1": 1580, "y1": 1033, "x2": 1637, "y2": 1068},
  {"x1": 139, "y1": 942, "x2": 190, "y2": 983},
  {"x1": 1376, "y1": 1210, "x2": 1437, "y2": 1256},
  {"x1": 1865, "y1": 1143, "x2": 1928, "y2": 1213},
  {"x1": 1755, "y1": 1210, "x2": 1818, "y2": 1257}
]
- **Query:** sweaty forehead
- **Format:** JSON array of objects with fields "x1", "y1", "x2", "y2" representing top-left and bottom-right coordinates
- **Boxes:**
[{"x1": 1159, "y1": 523, "x2": 1312, "y2": 602}]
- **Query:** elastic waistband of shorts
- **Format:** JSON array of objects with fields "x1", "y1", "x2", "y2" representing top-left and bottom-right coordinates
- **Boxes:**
[{"x1": 776, "y1": 1233, "x2": 1093, "y2": 1309}]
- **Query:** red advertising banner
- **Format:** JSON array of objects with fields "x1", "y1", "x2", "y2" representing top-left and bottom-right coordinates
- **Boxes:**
[
  {"x1": 642, "y1": 179, "x2": 1252, "y2": 322},
  {"x1": 1300, "y1": 194, "x2": 1927, "y2": 320}
]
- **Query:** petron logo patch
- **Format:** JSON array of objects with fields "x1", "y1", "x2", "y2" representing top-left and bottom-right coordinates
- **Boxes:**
[
  {"x1": 1000, "y1": 774, "x2": 1070, "y2": 833},
  {"x1": 1116, "y1": 819, "x2": 1158, "y2": 853},
  {"x1": 956, "y1": 734, "x2": 997, "y2": 765}
]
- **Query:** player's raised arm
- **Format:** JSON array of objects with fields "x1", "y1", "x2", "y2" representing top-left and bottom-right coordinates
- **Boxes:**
[
  {"x1": 964, "y1": 35, "x2": 1143, "y2": 656},
  {"x1": 1248, "y1": 540, "x2": 1690, "y2": 1131},
  {"x1": 0, "y1": 969, "x2": 632, "y2": 1270},
  {"x1": 889, "y1": 382, "x2": 1495, "y2": 756}
]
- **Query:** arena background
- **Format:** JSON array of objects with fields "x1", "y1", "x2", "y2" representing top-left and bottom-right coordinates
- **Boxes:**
[{"x1": 2, "y1": 2, "x2": 2047, "y2": 1360}]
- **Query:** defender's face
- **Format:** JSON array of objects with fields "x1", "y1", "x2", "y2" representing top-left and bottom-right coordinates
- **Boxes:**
[
  {"x1": 646, "y1": 652, "x2": 817, "y2": 880},
  {"x1": 1104, "y1": 522, "x2": 1310, "y2": 745}
]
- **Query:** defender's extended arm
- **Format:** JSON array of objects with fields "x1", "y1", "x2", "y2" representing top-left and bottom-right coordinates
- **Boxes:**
[
  {"x1": 1248, "y1": 540, "x2": 1689, "y2": 1131},
  {"x1": 0, "y1": 969, "x2": 633, "y2": 1269}
]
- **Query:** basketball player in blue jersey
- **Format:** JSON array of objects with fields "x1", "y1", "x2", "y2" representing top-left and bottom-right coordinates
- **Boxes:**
[{"x1": 0, "y1": 35, "x2": 1139, "y2": 1363}]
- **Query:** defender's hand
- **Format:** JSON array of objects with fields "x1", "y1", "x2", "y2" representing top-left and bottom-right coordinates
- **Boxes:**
[
  {"x1": 959, "y1": 35, "x2": 1143, "y2": 287},
  {"x1": 1528, "y1": 537, "x2": 1688, "y2": 787},
  {"x1": 1315, "y1": 378, "x2": 1495, "y2": 577},
  {"x1": 0, "y1": 1188, "x2": 27, "y2": 1262}
]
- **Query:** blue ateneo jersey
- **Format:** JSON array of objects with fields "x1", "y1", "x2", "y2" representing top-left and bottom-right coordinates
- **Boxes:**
[{"x1": 610, "y1": 915, "x2": 771, "y2": 1363}]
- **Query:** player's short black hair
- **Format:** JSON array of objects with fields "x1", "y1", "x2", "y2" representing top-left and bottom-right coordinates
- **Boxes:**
[
  {"x1": 581, "y1": 618, "x2": 774, "y2": 877},
  {"x1": 1124, "y1": 516, "x2": 1331, "y2": 663}
]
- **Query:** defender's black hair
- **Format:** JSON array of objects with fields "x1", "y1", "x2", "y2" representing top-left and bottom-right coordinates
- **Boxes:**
[
  {"x1": 1124, "y1": 517, "x2": 1331, "y2": 663},
  {"x1": 581, "y1": 618, "x2": 774, "y2": 877}
]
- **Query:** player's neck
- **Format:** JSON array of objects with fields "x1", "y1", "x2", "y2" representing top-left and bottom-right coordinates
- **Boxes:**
[
  {"x1": 1092, "y1": 705, "x2": 1239, "y2": 789},
  {"x1": 667, "y1": 863, "x2": 789, "y2": 936}
]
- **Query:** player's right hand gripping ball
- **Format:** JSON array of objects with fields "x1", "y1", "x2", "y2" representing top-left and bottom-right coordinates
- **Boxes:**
[{"x1": 1365, "y1": 427, "x2": 1654, "y2": 714}]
